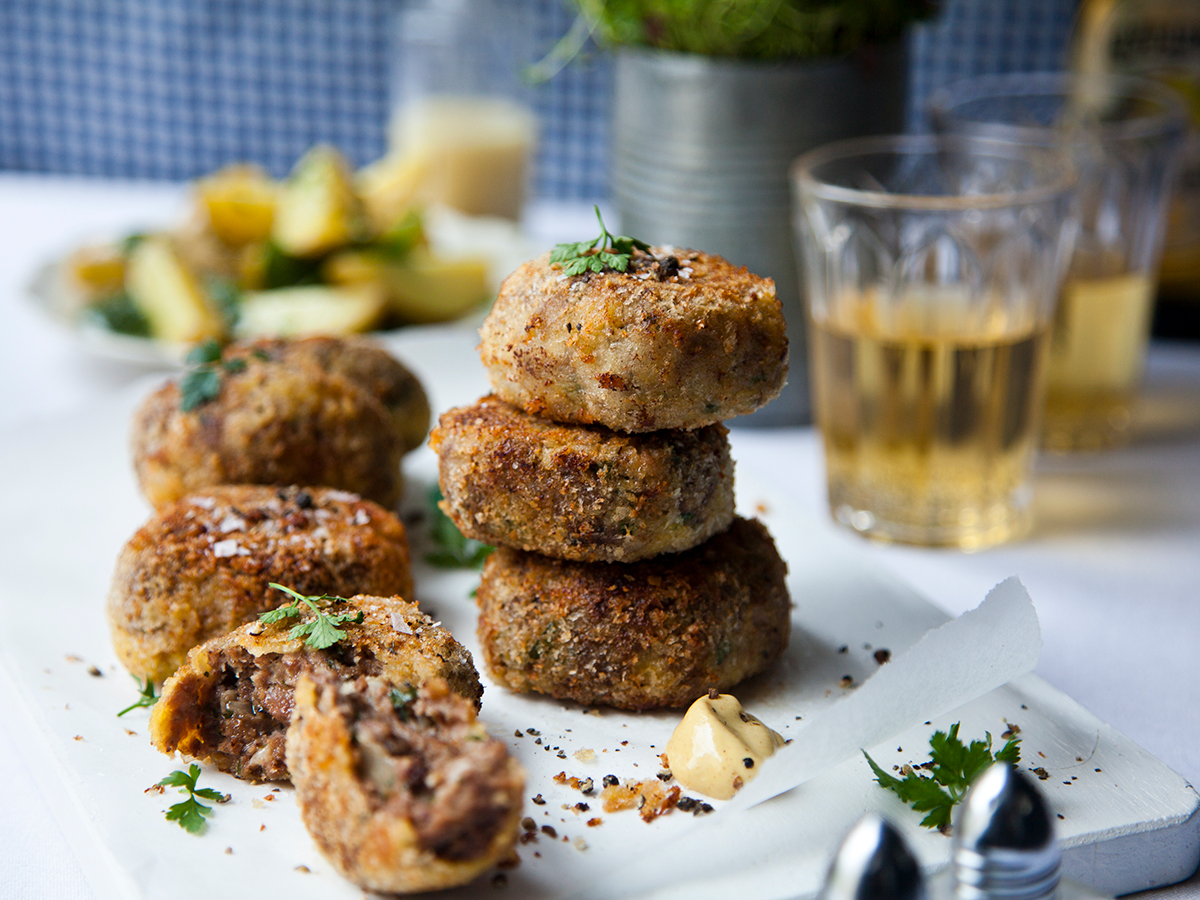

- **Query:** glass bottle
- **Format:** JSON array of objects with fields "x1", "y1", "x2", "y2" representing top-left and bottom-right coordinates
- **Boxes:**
[
  {"x1": 1072, "y1": 0, "x2": 1200, "y2": 334},
  {"x1": 383, "y1": 0, "x2": 537, "y2": 221}
]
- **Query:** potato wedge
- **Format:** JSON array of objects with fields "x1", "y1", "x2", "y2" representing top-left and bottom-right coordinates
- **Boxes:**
[
  {"x1": 235, "y1": 284, "x2": 386, "y2": 338},
  {"x1": 125, "y1": 237, "x2": 224, "y2": 344},
  {"x1": 384, "y1": 247, "x2": 489, "y2": 324},
  {"x1": 272, "y1": 147, "x2": 367, "y2": 257},
  {"x1": 68, "y1": 244, "x2": 127, "y2": 298},
  {"x1": 322, "y1": 249, "x2": 389, "y2": 289},
  {"x1": 197, "y1": 164, "x2": 278, "y2": 247},
  {"x1": 357, "y1": 152, "x2": 432, "y2": 234}
]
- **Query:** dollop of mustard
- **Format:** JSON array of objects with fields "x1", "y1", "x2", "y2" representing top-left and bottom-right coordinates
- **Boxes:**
[{"x1": 663, "y1": 693, "x2": 785, "y2": 800}]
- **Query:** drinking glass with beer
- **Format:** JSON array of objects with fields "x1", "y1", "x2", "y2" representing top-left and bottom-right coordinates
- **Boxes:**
[
  {"x1": 792, "y1": 135, "x2": 1077, "y2": 549},
  {"x1": 931, "y1": 74, "x2": 1187, "y2": 451}
]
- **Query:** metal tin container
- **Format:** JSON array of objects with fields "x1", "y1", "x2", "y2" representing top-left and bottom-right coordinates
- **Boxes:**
[{"x1": 612, "y1": 44, "x2": 908, "y2": 425}]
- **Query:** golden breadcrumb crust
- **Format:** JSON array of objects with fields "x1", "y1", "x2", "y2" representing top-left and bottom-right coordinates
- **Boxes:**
[
  {"x1": 430, "y1": 395, "x2": 735, "y2": 562},
  {"x1": 479, "y1": 249, "x2": 788, "y2": 432},
  {"x1": 261, "y1": 336, "x2": 430, "y2": 454},
  {"x1": 131, "y1": 337, "x2": 419, "y2": 509},
  {"x1": 107, "y1": 485, "x2": 413, "y2": 684},
  {"x1": 477, "y1": 517, "x2": 790, "y2": 710}
]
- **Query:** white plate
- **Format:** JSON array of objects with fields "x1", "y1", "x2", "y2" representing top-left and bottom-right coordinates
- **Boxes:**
[
  {"x1": 24, "y1": 206, "x2": 541, "y2": 369},
  {"x1": 0, "y1": 326, "x2": 1196, "y2": 900}
]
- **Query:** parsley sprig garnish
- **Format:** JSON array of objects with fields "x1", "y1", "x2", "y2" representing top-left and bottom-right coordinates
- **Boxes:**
[
  {"x1": 117, "y1": 675, "x2": 158, "y2": 717},
  {"x1": 549, "y1": 205, "x2": 651, "y2": 276},
  {"x1": 425, "y1": 486, "x2": 493, "y2": 569},
  {"x1": 863, "y1": 722, "x2": 1021, "y2": 833},
  {"x1": 259, "y1": 583, "x2": 364, "y2": 650},
  {"x1": 157, "y1": 764, "x2": 227, "y2": 834},
  {"x1": 179, "y1": 339, "x2": 246, "y2": 412}
]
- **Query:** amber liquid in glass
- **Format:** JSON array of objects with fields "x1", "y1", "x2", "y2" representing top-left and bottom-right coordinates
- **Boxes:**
[
  {"x1": 1042, "y1": 272, "x2": 1155, "y2": 450},
  {"x1": 812, "y1": 296, "x2": 1050, "y2": 548}
]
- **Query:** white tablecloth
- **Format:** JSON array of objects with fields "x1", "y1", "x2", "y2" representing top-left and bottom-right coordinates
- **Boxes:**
[{"x1": 1, "y1": 174, "x2": 1197, "y2": 898}]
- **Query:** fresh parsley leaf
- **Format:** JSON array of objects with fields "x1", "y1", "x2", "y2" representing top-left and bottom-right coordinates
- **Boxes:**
[
  {"x1": 548, "y1": 239, "x2": 597, "y2": 266},
  {"x1": 179, "y1": 366, "x2": 222, "y2": 412},
  {"x1": 157, "y1": 763, "x2": 225, "y2": 834},
  {"x1": 117, "y1": 675, "x2": 158, "y2": 717},
  {"x1": 157, "y1": 767, "x2": 198, "y2": 789},
  {"x1": 258, "y1": 601, "x2": 303, "y2": 625},
  {"x1": 864, "y1": 752, "x2": 957, "y2": 831},
  {"x1": 611, "y1": 234, "x2": 649, "y2": 255},
  {"x1": 863, "y1": 722, "x2": 1021, "y2": 832},
  {"x1": 185, "y1": 338, "x2": 224, "y2": 366},
  {"x1": 164, "y1": 799, "x2": 210, "y2": 833},
  {"x1": 85, "y1": 290, "x2": 151, "y2": 337},
  {"x1": 119, "y1": 232, "x2": 147, "y2": 255},
  {"x1": 995, "y1": 736, "x2": 1021, "y2": 766},
  {"x1": 549, "y1": 206, "x2": 651, "y2": 276},
  {"x1": 374, "y1": 209, "x2": 425, "y2": 261},
  {"x1": 928, "y1": 722, "x2": 996, "y2": 793},
  {"x1": 262, "y1": 241, "x2": 323, "y2": 289},
  {"x1": 179, "y1": 340, "x2": 250, "y2": 412},
  {"x1": 425, "y1": 486, "x2": 493, "y2": 569},
  {"x1": 292, "y1": 609, "x2": 361, "y2": 650},
  {"x1": 206, "y1": 277, "x2": 242, "y2": 330},
  {"x1": 260, "y1": 583, "x2": 363, "y2": 650}
]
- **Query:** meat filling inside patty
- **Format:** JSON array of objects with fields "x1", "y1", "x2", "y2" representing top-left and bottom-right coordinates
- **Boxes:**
[
  {"x1": 322, "y1": 675, "x2": 516, "y2": 861},
  {"x1": 182, "y1": 644, "x2": 381, "y2": 781}
]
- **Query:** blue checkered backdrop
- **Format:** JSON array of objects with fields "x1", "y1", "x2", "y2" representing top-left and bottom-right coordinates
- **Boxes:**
[{"x1": 0, "y1": 0, "x2": 1078, "y2": 202}]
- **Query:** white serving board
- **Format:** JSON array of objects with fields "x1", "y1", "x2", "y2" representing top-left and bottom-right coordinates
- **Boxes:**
[{"x1": 0, "y1": 327, "x2": 1195, "y2": 900}]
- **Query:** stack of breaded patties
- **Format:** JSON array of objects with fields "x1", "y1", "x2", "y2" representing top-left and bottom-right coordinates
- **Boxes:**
[{"x1": 431, "y1": 247, "x2": 792, "y2": 710}]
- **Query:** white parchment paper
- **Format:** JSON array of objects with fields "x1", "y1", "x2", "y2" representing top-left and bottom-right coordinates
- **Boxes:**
[{"x1": 566, "y1": 578, "x2": 1042, "y2": 900}]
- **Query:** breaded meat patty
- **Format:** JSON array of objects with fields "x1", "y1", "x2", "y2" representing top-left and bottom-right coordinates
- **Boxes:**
[
  {"x1": 263, "y1": 336, "x2": 431, "y2": 453},
  {"x1": 150, "y1": 594, "x2": 481, "y2": 782},
  {"x1": 288, "y1": 673, "x2": 524, "y2": 893},
  {"x1": 430, "y1": 395, "x2": 735, "y2": 562},
  {"x1": 479, "y1": 249, "x2": 788, "y2": 432},
  {"x1": 131, "y1": 337, "x2": 421, "y2": 509},
  {"x1": 477, "y1": 517, "x2": 790, "y2": 710},
  {"x1": 108, "y1": 485, "x2": 413, "y2": 684}
]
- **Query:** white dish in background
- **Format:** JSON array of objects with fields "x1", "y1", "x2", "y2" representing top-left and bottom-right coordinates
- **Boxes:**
[
  {"x1": 0, "y1": 326, "x2": 1195, "y2": 900},
  {"x1": 26, "y1": 258, "x2": 190, "y2": 368},
  {"x1": 23, "y1": 205, "x2": 540, "y2": 369}
]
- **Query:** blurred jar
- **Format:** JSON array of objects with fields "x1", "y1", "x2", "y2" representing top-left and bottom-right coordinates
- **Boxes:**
[
  {"x1": 1073, "y1": 0, "x2": 1200, "y2": 336},
  {"x1": 932, "y1": 73, "x2": 1186, "y2": 452},
  {"x1": 368, "y1": 0, "x2": 537, "y2": 224}
]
